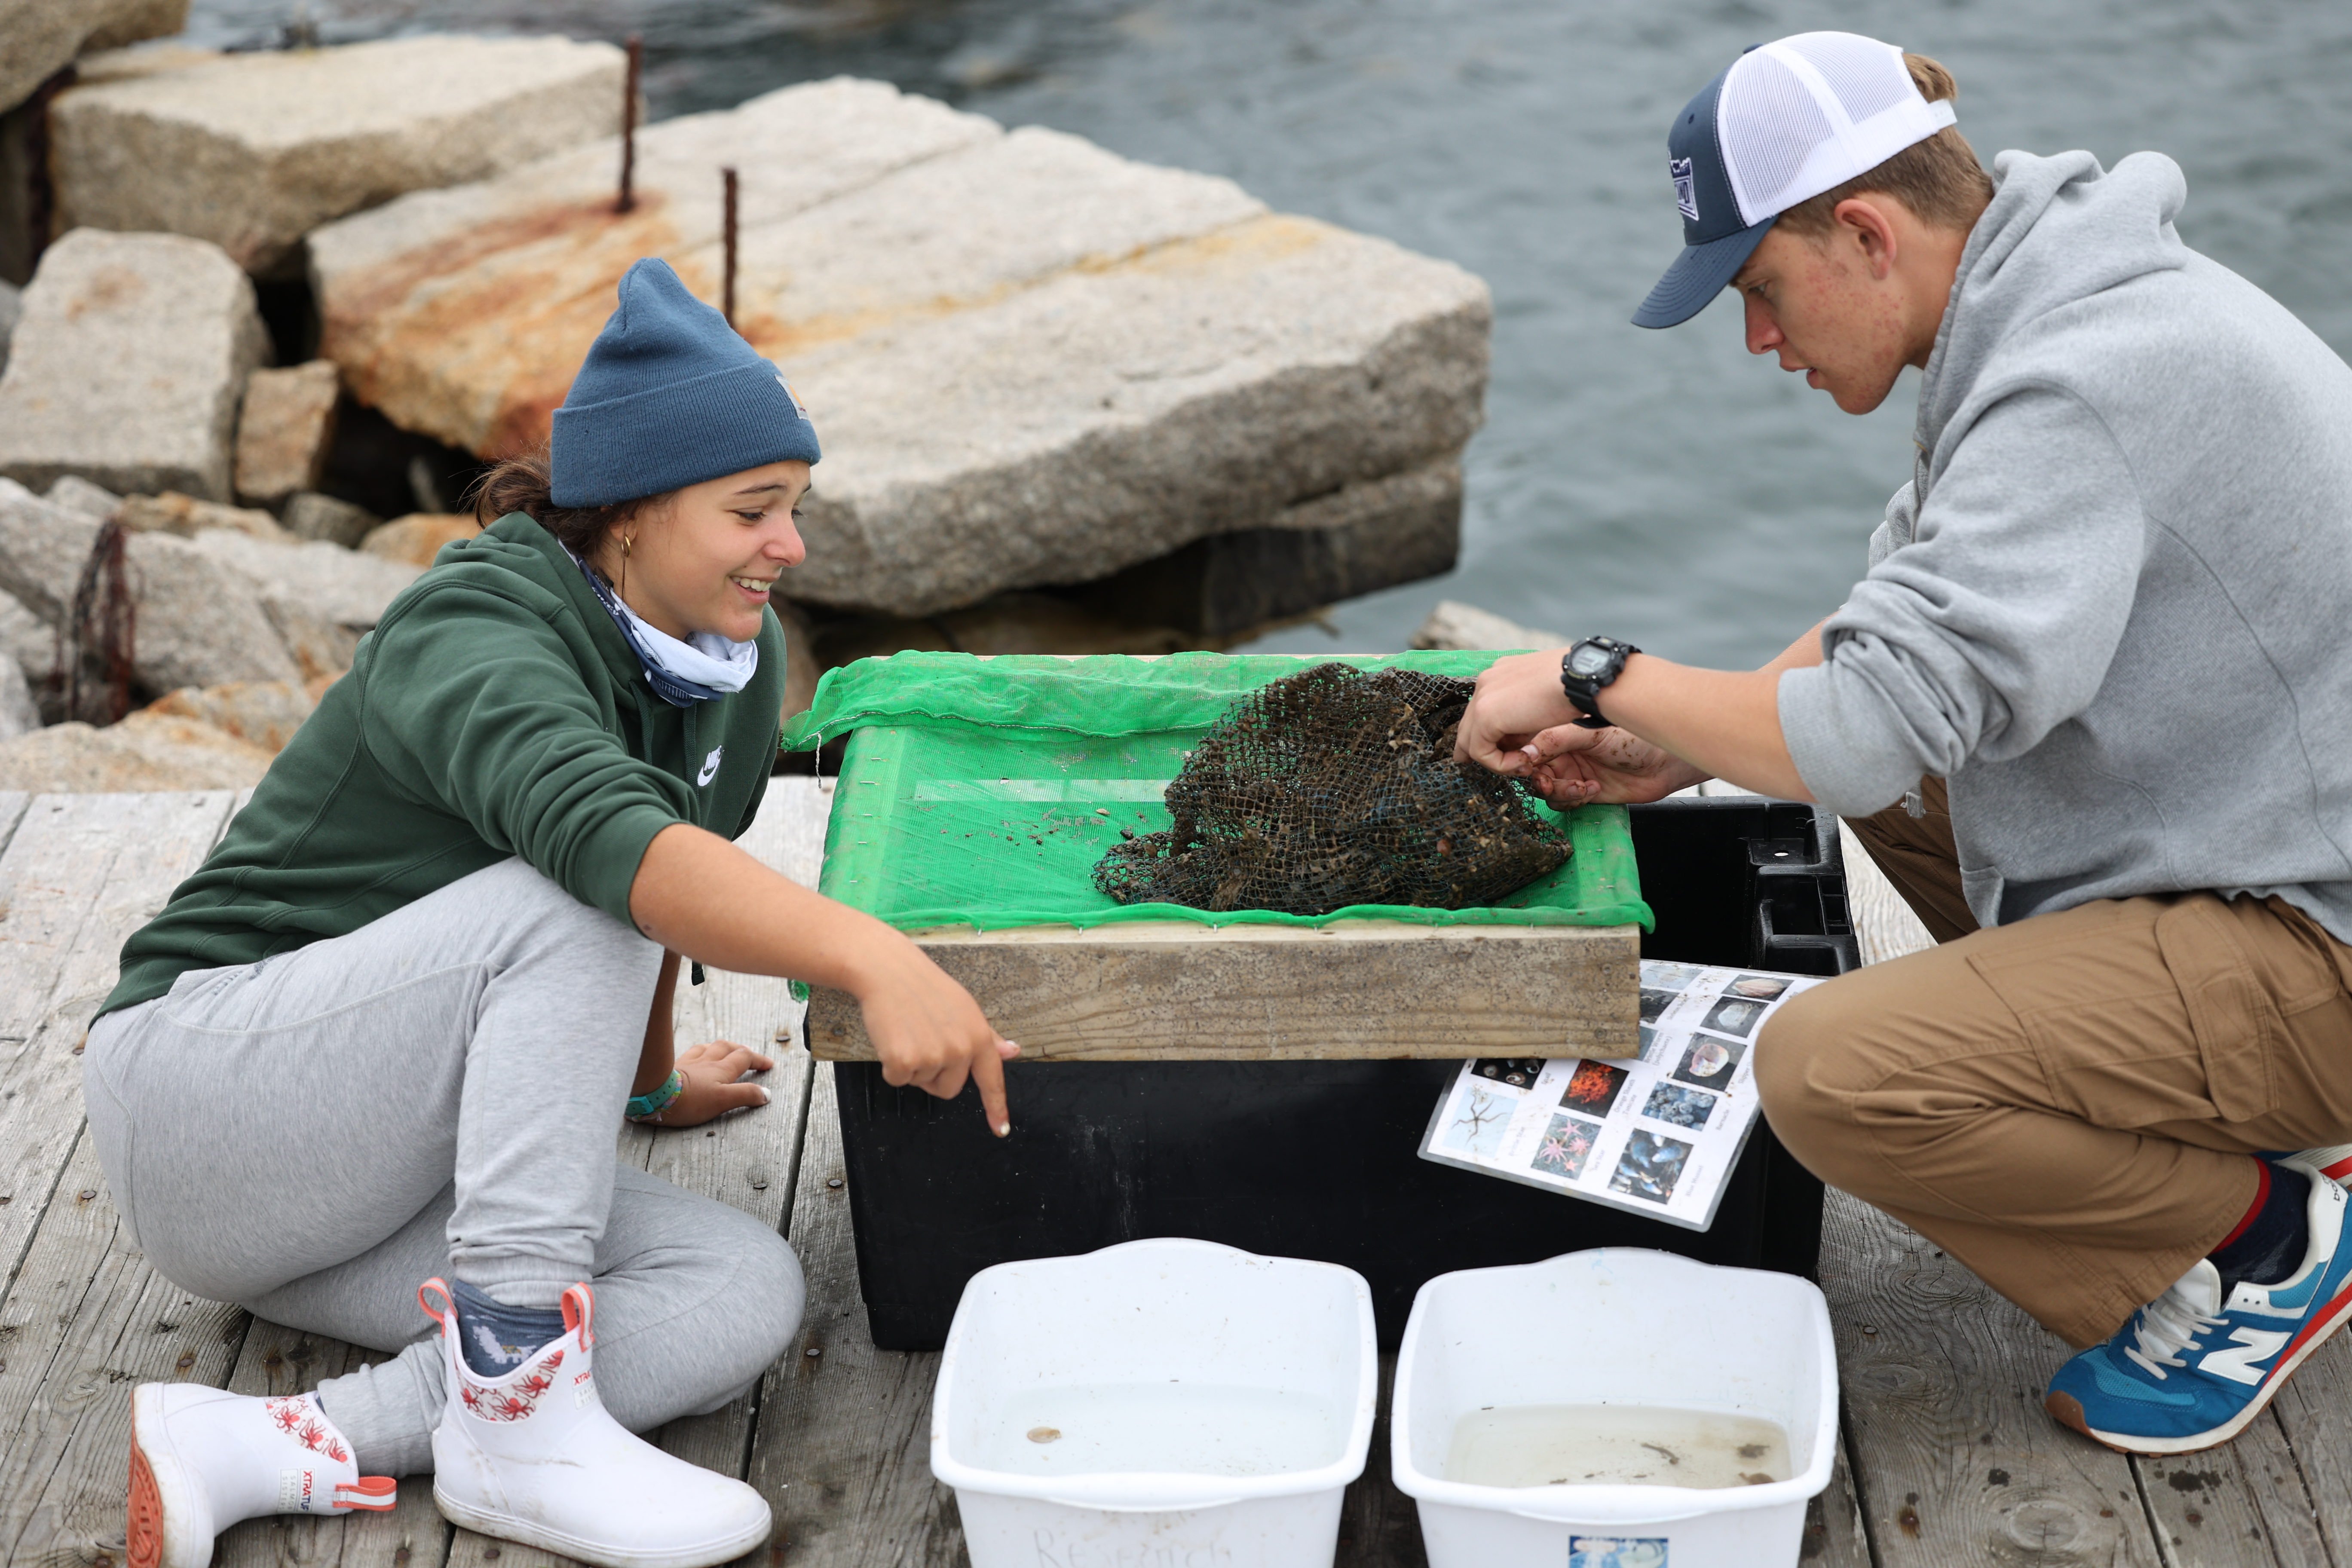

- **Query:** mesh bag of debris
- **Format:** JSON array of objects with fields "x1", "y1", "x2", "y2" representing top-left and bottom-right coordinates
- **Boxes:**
[
  {"x1": 1091, "y1": 662, "x2": 1571, "y2": 915},
  {"x1": 780, "y1": 650, "x2": 1650, "y2": 934}
]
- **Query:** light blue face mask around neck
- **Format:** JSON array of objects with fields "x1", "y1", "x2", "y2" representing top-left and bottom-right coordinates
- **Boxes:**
[{"x1": 567, "y1": 547, "x2": 760, "y2": 707}]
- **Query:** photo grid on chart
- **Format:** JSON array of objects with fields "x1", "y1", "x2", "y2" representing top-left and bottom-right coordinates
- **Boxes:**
[{"x1": 1418, "y1": 962, "x2": 1823, "y2": 1231}]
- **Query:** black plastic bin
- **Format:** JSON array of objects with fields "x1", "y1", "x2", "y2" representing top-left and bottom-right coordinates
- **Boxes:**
[{"x1": 833, "y1": 795, "x2": 1861, "y2": 1351}]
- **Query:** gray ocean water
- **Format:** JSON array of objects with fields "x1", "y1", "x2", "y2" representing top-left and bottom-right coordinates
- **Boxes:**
[{"x1": 188, "y1": 0, "x2": 2352, "y2": 667}]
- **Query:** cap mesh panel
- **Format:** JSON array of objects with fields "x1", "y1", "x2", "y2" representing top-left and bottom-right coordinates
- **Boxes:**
[
  {"x1": 1091, "y1": 663, "x2": 1572, "y2": 916},
  {"x1": 1786, "y1": 33, "x2": 1910, "y2": 125},
  {"x1": 1721, "y1": 52, "x2": 1833, "y2": 217}
]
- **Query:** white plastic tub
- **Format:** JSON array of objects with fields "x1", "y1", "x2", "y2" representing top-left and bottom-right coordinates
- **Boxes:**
[
  {"x1": 1392, "y1": 1249, "x2": 1838, "y2": 1568},
  {"x1": 931, "y1": 1238, "x2": 1378, "y2": 1568}
]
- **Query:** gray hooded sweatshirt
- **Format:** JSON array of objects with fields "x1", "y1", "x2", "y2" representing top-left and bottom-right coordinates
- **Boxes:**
[{"x1": 1776, "y1": 149, "x2": 2352, "y2": 940}]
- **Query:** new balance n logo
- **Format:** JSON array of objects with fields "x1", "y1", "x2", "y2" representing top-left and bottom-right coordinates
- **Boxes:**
[{"x1": 2200, "y1": 1327, "x2": 2292, "y2": 1386}]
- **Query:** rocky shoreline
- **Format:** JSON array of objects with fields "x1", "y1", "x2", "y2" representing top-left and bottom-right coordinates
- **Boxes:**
[{"x1": 0, "y1": 7, "x2": 1495, "y2": 788}]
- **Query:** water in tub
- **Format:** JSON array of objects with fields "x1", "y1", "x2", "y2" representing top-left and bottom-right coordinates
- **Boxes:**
[
  {"x1": 1445, "y1": 1404, "x2": 1792, "y2": 1489},
  {"x1": 978, "y1": 1383, "x2": 1349, "y2": 1477}
]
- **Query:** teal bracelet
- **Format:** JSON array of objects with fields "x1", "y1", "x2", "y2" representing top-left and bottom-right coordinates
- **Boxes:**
[{"x1": 626, "y1": 1068, "x2": 686, "y2": 1123}]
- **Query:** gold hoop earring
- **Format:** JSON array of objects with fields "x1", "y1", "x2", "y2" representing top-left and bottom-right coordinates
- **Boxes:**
[{"x1": 620, "y1": 533, "x2": 632, "y2": 596}]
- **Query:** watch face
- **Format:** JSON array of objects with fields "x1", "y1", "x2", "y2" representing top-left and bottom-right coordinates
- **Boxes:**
[{"x1": 1570, "y1": 644, "x2": 1614, "y2": 677}]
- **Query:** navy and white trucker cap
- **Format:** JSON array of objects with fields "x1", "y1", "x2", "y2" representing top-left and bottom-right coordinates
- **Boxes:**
[{"x1": 1632, "y1": 32, "x2": 1958, "y2": 329}]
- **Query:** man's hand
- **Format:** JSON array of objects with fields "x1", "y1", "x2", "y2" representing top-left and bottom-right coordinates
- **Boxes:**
[
  {"x1": 1523, "y1": 724, "x2": 1709, "y2": 807},
  {"x1": 1455, "y1": 634, "x2": 1816, "y2": 802},
  {"x1": 647, "y1": 1038, "x2": 775, "y2": 1127},
  {"x1": 1454, "y1": 648, "x2": 1584, "y2": 774},
  {"x1": 852, "y1": 937, "x2": 1020, "y2": 1137}
]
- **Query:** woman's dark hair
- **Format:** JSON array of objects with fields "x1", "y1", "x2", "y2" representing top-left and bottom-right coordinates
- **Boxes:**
[{"x1": 467, "y1": 446, "x2": 673, "y2": 559}]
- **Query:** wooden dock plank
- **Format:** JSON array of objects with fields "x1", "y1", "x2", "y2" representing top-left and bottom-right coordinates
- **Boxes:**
[
  {"x1": 0, "y1": 793, "x2": 234, "y2": 1301},
  {"x1": 747, "y1": 1059, "x2": 965, "y2": 1566},
  {"x1": 1822, "y1": 1193, "x2": 2163, "y2": 1565},
  {"x1": 2135, "y1": 1417, "x2": 2328, "y2": 1568},
  {"x1": 1835, "y1": 820, "x2": 1935, "y2": 970},
  {"x1": 2252, "y1": 1330, "x2": 2352, "y2": 1565},
  {"x1": 0, "y1": 1136, "x2": 250, "y2": 1568},
  {"x1": 0, "y1": 793, "x2": 246, "y2": 1568},
  {"x1": 1807, "y1": 1443, "x2": 1873, "y2": 1568}
]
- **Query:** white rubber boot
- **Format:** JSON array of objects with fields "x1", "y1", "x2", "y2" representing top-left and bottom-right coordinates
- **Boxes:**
[
  {"x1": 421, "y1": 1277, "x2": 771, "y2": 1568},
  {"x1": 128, "y1": 1386, "x2": 395, "y2": 1568}
]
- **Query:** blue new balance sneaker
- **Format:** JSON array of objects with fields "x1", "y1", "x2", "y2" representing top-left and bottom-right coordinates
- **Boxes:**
[
  {"x1": 2045, "y1": 1158, "x2": 2352, "y2": 1454},
  {"x1": 2298, "y1": 1143, "x2": 2352, "y2": 1187}
]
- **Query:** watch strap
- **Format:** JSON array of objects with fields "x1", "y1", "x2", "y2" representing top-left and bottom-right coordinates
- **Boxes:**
[{"x1": 1559, "y1": 637, "x2": 1641, "y2": 729}]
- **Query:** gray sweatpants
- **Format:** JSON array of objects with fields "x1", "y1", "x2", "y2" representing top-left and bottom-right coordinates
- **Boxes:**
[{"x1": 82, "y1": 857, "x2": 805, "y2": 1476}]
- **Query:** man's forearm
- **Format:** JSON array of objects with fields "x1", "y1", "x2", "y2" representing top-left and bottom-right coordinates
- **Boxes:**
[
  {"x1": 1602, "y1": 655, "x2": 1811, "y2": 800},
  {"x1": 1597, "y1": 619, "x2": 1824, "y2": 799},
  {"x1": 1765, "y1": 619, "x2": 1828, "y2": 677}
]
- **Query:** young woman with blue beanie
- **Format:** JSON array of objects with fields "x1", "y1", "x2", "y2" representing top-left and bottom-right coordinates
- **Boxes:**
[{"x1": 86, "y1": 259, "x2": 1017, "y2": 1568}]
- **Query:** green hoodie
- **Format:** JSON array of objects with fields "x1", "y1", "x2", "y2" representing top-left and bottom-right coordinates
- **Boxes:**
[{"x1": 103, "y1": 512, "x2": 784, "y2": 1014}]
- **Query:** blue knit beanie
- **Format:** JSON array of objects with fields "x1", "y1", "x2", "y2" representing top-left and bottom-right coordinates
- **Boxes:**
[{"x1": 549, "y1": 258, "x2": 821, "y2": 507}]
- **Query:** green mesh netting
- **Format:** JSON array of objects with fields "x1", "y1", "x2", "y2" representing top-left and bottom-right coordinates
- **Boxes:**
[{"x1": 783, "y1": 651, "x2": 1652, "y2": 934}]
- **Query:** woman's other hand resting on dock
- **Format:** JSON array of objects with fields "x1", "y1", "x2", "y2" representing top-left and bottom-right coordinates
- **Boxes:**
[{"x1": 643, "y1": 1037, "x2": 779, "y2": 1128}]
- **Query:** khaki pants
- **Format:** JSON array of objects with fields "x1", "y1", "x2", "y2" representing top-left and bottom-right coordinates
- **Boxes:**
[{"x1": 1755, "y1": 778, "x2": 2352, "y2": 1348}]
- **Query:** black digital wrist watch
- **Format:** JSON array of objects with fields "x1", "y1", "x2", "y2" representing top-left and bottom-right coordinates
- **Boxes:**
[{"x1": 1560, "y1": 637, "x2": 1640, "y2": 729}]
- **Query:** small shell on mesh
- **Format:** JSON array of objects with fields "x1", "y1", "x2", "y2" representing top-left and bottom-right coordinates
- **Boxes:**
[{"x1": 1092, "y1": 663, "x2": 1571, "y2": 916}]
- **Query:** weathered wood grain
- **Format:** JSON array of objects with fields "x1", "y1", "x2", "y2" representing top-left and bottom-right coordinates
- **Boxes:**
[
  {"x1": 746, "y1": 1062, "x2": 965, "y2": 1567},
  {"x1": 0, "y1": 794, "x2": 245, "y2": 1568},
  {"x1": 1806, "y1": 1441, "x2": 1873, "y2": 1568},
  {"x1": 0, "y1": 1136, "x2": 251, "y2": 1568},
  {"x1": 1836, "y1": 819, "x2": 1936, "y2": 968},
  {"x1": 2133, "y1": 1414, "x2": 2326, "y2": 1568},
  {"x1": 808, "y1": 919, "x2": 1642, "y2": 1062},
  {"x1": 1820, "y1": 1193, "x2": 2162, "y2": 1565},
  {"x1": 0, "y1": 792, "x2": 234, "y2": 1299},
  {"x1": 2251, "y1": 1328, "x2": 2352, "y2": 1563}
]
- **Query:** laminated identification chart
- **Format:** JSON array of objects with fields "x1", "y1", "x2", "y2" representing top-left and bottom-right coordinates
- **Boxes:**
[{"x1": 1418, "y1": 962, "x2": 1823, "y2": 1231}]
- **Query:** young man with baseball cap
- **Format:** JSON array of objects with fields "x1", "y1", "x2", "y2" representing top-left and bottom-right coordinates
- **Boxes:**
[{"x1": 1455, "y1": 31, "x2": 2352, "y2": 1455}]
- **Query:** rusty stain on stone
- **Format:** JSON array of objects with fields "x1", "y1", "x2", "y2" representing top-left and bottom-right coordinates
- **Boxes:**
[
  {"x1": 326, "y1": 205, "x2": 1334, "y2": 462},
  {"x1": 323, "y1": 193, "x2": 689, "y2": 456}
]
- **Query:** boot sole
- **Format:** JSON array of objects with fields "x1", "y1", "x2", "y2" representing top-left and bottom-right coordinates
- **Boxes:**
[
  {"x1": 128, "y1": 1386, "x2": 210, "y2": 1568},
  {"x1": 2046, "y1": 1277, "x2": 2352, "y2": 1455},
  {"x1": 432, "y1": 1487, "x2": 770, "y2": 1568},
  {"x1": 127, "y1": 1438, "x2": 166, "y2": 1568}
]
